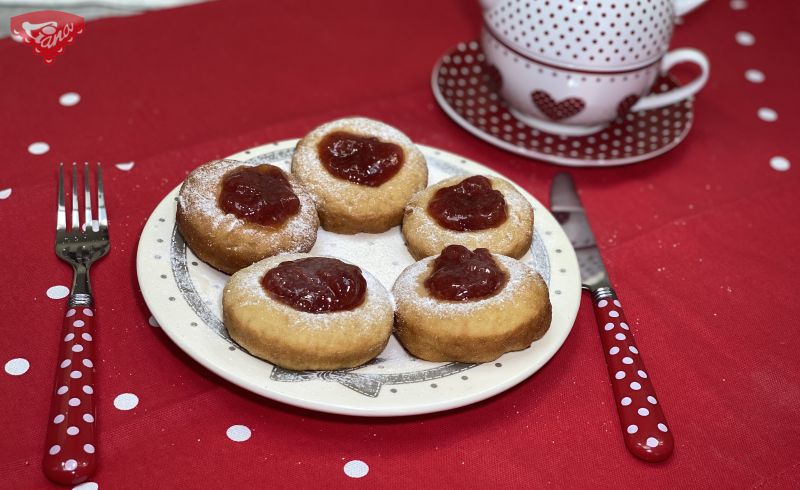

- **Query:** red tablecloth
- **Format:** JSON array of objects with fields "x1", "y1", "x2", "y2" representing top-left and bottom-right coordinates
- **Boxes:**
[{"x1": 2, "y1": 0, "x2": 799, "y2": 488}]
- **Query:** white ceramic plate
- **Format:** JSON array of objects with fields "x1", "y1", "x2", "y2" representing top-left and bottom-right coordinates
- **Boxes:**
[{"x1": 137, "y1": 139, "x2": 581, "y2": 416}]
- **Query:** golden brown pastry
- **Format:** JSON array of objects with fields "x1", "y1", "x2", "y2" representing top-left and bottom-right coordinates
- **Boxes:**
[
  {"x1": 291, "y1": 117, "x2": 428, "y2": 234},
  {"x1": 402, "y1": 175, "x2": 534, "y2": 260},
  {"x1": 392, "y1": 245, "x2": 551, "y2": 363},
  {"x1": 176, "y1": 160, "x2": 319, "y2": 274},
  {"x1": 223, "y1": 254, "x2": 394, "y2": 371}
]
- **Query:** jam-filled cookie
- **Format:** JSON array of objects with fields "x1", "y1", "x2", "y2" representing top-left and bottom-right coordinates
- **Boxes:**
[
  {"x1": 291, "y1": 117, "x2": 428, "y2": 234},
  {"x1": 392, "y1": 245, "x2": 551, "y2": 363},
  {"x1": 402, "y1": 175, "x2": 534, "y2": 260},
  {"x1": 176, "y1": 160, "x2": 319, "y2": 274},
  {"x1": 223, "y1": 254, "x2": 394, "y2": 371}
]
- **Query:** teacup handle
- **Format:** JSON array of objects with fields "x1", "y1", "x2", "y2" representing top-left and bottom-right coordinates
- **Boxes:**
[{"x1": 631, "y1": 48, "x2": 710, "y2": 112}]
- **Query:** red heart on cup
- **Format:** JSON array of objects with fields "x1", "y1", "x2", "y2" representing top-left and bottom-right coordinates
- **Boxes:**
[{"x1": 531, "y1": 91, "x2": 585, "y2": 121}]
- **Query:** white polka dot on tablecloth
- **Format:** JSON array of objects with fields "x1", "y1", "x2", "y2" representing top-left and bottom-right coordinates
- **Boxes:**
[
  {"x1": 148, "y1": 316, "x2": 160, "y2": 328},
  {"x1": 73, "y1": 482, "x2": 98, "y2": 490},
  {"x1": 114, "y1": 393, "x2": 139, "y2": 411},
  {"x1": 626, "y1": 424, "x2": 638, "y2": 434},
  {"x1": 343, "y1": 460, "x2": 369, "y2": 479},
  {"x1": 47, "y1": 285, "x2": 70, "y2": 299},
  {"x1": 730, "y1": 0, "x2": 747, "y2": 9},
  {"x1": 226, "y1": 425, "x2": 252, "y2": 442},
  {"x1": 4, "y1": 358, "x2": 30, "y2": 376},
  {"x1": 28, "y1": 142, "x2": 50, "y2": 155},
  {"x1": 0, "y1": 188, "x2": 11, "y2": 200},
  {"x1": 59, "y1": 92, "x2": 81, "y2": 107},
  {"x1": 735, "y1": 31, "x2": 755, "y2": 46},
  {"x1": 646, "y1": 437, "x2": 659, "y2": 448},
  {"x1": 745, "y1": 69, "x2": 765, "y2": 83},
  {"x1": 758, "y1": 108, "x2": 777, "y2": 122},
  {"x1": 770, "y1": 156, "x2": 790, "y2": 172},
  {"x1": 115, "y1": 162, "x2": 135, "y2": 171}
]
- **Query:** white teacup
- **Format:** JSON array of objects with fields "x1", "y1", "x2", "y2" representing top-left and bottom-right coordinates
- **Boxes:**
[{"x1": 481, "y1": 0, "x2": 710, "y2": 135}]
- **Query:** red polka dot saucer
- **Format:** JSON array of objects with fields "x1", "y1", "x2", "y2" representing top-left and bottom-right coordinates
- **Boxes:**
[{"x1": 432, "y1": 41, "x2": 694, "y2": 167}]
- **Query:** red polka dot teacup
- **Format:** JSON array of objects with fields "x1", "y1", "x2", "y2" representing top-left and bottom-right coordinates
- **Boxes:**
[{"x1": 480, "y1": 0, "x2": 709, "y2": 135}]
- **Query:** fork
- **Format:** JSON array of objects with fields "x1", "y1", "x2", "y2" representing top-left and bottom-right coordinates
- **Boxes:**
[{"x1": 43, "y1": 163, "x2": 109, "y2": 486}]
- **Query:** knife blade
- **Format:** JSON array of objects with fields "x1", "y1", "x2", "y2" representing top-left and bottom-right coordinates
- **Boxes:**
[{"x1": 550, "y1": 172, "x2": 674, "y2": 463}]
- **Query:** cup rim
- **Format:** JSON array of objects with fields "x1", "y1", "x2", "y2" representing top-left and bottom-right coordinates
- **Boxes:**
[{"x1": 482, "y1": 22, "x2": 663, "y2": 75}]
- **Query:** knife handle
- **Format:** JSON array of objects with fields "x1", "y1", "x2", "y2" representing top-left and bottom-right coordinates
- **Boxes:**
[
  {"x1": 592, "y1": 288, "x2": 674, "y2": 463},
  {"x1": 43, "y1": 304, "x2": 97, "y2": 485}
]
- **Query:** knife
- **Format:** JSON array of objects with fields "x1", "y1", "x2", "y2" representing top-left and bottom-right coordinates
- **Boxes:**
[{"x1": 550, "y1": 173, "x2": 674, "y2": 463}]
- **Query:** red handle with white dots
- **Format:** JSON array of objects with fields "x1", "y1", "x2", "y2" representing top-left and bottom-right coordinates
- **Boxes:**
[
  {"x1": 593, "y1": 292, "x2": 674, "y2": 463},
  {"x1": 43, "y1": 305, "x2": 97, "y2": 485}
]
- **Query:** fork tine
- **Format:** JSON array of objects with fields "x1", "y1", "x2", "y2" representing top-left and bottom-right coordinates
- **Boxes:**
[
  {"x1": 57, "y1": 163, "x2": 66, "y2": 231},
  {"x1": 97, "y1": 163, "x2": 107, "y2": 229},
  {"x1": 71, "y1": 163, "x2": 79, "y2": 231},
  {"x1": 83, "y1": 162, "x2": 92, "y2": 231}
]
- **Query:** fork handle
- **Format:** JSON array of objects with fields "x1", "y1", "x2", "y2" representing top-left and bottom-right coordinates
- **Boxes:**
[
  {"x1": 43, "y1": 301, "x2": 97, "y2": 485},
  {"x1": 593, "y1": 288, "x2": 674, "y2": 463}
]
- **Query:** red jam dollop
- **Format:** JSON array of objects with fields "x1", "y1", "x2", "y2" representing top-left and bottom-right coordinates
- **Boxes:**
[
  {"x1": 427, "y1": 176, "x2": 508, "y2": 231},
  {"x1": 424, "y1": 245, "x2": 506, "y2": 301},
  {"x1": 219, "y1": 165, "x2": 300, "y2": 227},
  {"x1": 262, "y1": 257, "x2": 367, "y2": 313},
  {"x1": 317, "y1": 131, "x2": 404, "y2": 187}
]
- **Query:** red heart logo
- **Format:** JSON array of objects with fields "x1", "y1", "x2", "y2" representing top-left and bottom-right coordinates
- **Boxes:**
[
  {"x1": 617, "y1": 94, "x2": 640, "y2": 117},
  {"x1": 10, "y1": 10, "x2": 85, "y2": 64},
  {"x1": 531, "y1": 91, "x2": 585, "y2": 121}
]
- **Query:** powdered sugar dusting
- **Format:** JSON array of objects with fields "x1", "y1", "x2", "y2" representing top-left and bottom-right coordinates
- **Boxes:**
[
  {"x1": 227, "y1": 253, "x2": 393, "y2": 331},
  {"x1": 178, "y1": 159, "x2": 317, "y2": 252},
  {"x1": 291, "y1": 117, "x2": 428, "y2": 216},
  {"x1": 392, "y1": 254, "x2": 542, "y2": 318},
  {"x1": 404, "y1": 175, "x2": 533, "y2": 255}
]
